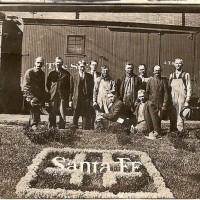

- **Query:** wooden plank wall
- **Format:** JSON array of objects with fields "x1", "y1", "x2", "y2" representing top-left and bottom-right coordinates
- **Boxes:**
[{"x1": 21, "y1": 23, "x2": 199, "y2": 96}]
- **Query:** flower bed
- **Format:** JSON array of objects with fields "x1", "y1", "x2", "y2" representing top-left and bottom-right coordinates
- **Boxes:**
[{"x1": 16, "y1": 148, "x2": 174, "y2": 199}]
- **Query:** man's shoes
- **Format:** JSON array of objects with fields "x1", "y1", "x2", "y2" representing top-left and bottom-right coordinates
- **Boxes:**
[{"x1": 145, "y1": 131, "x2": 160, "y2": 140}]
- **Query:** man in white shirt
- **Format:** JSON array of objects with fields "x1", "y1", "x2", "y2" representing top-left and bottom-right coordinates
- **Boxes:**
[
  {"x1": 137, "y1": 64, "x2": 150, "y2": 90},
  {"x1": 168, "y1": 58, "x2": 192, "y2": 132},
  {"x1": 88, "y1": 60, "x2": 101, "y2": 81},
  {"x1": 93, "y1": 65, "x2": 115, "y2": 114}
]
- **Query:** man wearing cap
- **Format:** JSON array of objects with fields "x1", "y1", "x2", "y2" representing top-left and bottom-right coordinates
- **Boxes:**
[
  {"x1": 46, "y1": 57, "x2": 70, "y2": 129},
  {"x1": 88, "y1": 60, "x2": 101, "y2": 129},
  {"x1": 146, "y1": 65, "x2": 169, "y2": 122},
  {"x1": 23, "y1": 57, "x2": 47, "y2": 129},
  {"x1": 69, "y1": 60, "x2": 94, "y2": 130},
  {"x1": 93, "y1": 65, "x2": 115, "y2": 114},
  {"x1": 133, "y1": 89, "x2": 161, "y2": 139},
  {"x1": 168, "y1": 58, "x2": 192, "y2": 132},
  {"x1": 118, "y1": 62, "x2": 141, "y2": 125},
  {"x1": 137, "y1": 64, "x2": 150, "y2": 90}
]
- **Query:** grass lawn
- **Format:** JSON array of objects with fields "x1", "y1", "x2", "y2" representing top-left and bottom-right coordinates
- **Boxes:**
[{"x1": 0, "y1": 121, "x2": 200, "y2": 198}]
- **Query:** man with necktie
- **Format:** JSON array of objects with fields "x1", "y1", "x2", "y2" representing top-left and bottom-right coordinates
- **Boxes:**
[
  {"x1": 88, "y1": 60, "x2": 101, "y2": 129},
  {"x1": 69, "y1": 60, "x2": 94, "y2": 130},
  {"x1": 88, "y1": 60, "x2": 101, "y2": 81}
]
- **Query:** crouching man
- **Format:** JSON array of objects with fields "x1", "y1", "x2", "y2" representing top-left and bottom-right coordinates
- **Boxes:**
[
  {"x1": 95, "y1": 91, "x2": 127, "y2": 131},
  {"x1": 133, "y1": 89, "x2": 161, "y2": 140}
]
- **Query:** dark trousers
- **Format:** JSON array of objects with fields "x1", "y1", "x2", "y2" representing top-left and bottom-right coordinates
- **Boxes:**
[
  {"x1": 144, "y1": 101, "x2": 161, "y2": 134},
  {"x1": 168, "y1": 105, "x2": 178, "y2": 132},
  {"x1": 124, "y1": 107, "x2": 137, "y2": 126},
  {"x1": 28, "y1": 104, "x2": 41, "y2": 126},
  {"x1": 90, "y1": 107, "x2": 96, "y2": 130},
  {"x1": 73, "y1": 97, "x2": 91, "y2": 130},
  {"x1": 48, "y1": 96, "x2": 67, "y2": 129}
]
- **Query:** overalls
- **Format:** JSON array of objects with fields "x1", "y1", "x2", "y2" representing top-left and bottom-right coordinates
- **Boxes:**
[{"x1": 170, "y1": 72, "x2": 187, "y2": 131}]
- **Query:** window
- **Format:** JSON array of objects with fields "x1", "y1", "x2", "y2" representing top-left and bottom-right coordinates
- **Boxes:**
[{"x1": 66, "y1": 35, "x2": 85, "y2": 56}]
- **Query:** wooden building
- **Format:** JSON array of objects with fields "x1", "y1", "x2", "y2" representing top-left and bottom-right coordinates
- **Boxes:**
[
  {"x1": 0, "y1": 3, "x2": 200, "y2": 113},
  {"x1": 21, "y1": 18, "x2": 200, "y2": 95}
]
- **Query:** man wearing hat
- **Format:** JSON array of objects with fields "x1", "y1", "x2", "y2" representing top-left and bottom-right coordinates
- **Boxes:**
[
  {"x1": 133, "y1": 89, "x2": 161, "y2": 140},
  {"x1": 168, "y1": 58, "x2": 192, "y2": 132},
  {"x1": 146, "y1": 65, "x2": 169, "y2": 120},
  {"x1": 23, "y1": 57, "x2": 47, "y2": 129},
  {"x1": 69, "y1": 60, "x2": 94, "y2": 130},
  {"x1": 137, "y1": 64, "x2": 150, "y2": 90},
  {"x1": 93, "y1": 65, "x2": 115, "y2": 114},
  {"x1": 117, "y1": 62, "x2": 141, "y2": 125}
]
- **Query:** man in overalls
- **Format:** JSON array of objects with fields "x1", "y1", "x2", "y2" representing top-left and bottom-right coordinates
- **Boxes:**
[{"x1": 169, "y1": 58, "x2": 192, "y2": 132}]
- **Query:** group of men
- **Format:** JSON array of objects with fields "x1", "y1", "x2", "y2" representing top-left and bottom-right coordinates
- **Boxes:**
[{"x1": 23, "y1": 56, "x2": 191, "y2": 139}]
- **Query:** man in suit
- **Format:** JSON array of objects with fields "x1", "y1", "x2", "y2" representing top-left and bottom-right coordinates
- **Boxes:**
[
  {"x1": 23, "y1": 57, "x2": 47, "y2": 129},
  {"x1": 69, "y1": 60, "x2": 94, "y2": 130},
  {"x1": 88, "y1": 60, "x2": 101, "y2": 81},
  {"x1": 137, "y1": 64, "x2": 149, "y2": 90},
  {"x1": 146, "y1": 65, "x2": 169, "y2": 122},
  {"x1": 46, "y1": 57, "x2": 70, "y2": 129},
  {"x1": 88, "y1": 60, "x2": 101, "y2": 129},
  {"x1": 118, "y1": 61, "x2": 141, "y2": 125}
]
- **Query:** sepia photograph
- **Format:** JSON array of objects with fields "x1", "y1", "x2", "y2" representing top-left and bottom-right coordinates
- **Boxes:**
[{"x1": 0, "y1": 0, "x2": 200, "y2": 199}]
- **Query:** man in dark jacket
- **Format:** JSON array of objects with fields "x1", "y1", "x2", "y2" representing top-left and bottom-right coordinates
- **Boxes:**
[
  {"x1": 134, "y1": 89, "x2": 161, "y2": 139},
  {"x1": 46, "y1": 57, "x2": 70, "y2": 129},
  {"x1": 88, "y1": 60, "x2": 101, "y2": 129},
  {"x1": 100, "y1": 91, "x2": 125, "y2": 122},
  {"x1": 96, "y1": 91, "x2": 126, "y2": 131},
  {"x1": 146, "y1": 65, "x2": 169, "y2": 120},
  {"x1": 23, "y1": 57, "x2": 46, "y2": 129},
  {"x1": 117, "y1": 61, "x2": 141, "y2": 125},
  {"x1": 69, "y1": 60, "x2": 94, "y2": 130}
]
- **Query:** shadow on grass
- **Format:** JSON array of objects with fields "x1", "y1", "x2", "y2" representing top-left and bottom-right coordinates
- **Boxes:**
[
  {"x1": 189, "y1": 174, "x2": 200, "y2": 183},
  {"x1": 23, "y1": 123, "x2": 81, "y2": 145},
  {"x1": 116, "y1": 132, "x2": 132, "y2": 145},
  {"x1": 168, "y1": 131, "x2": 196, "y2": 152}
]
